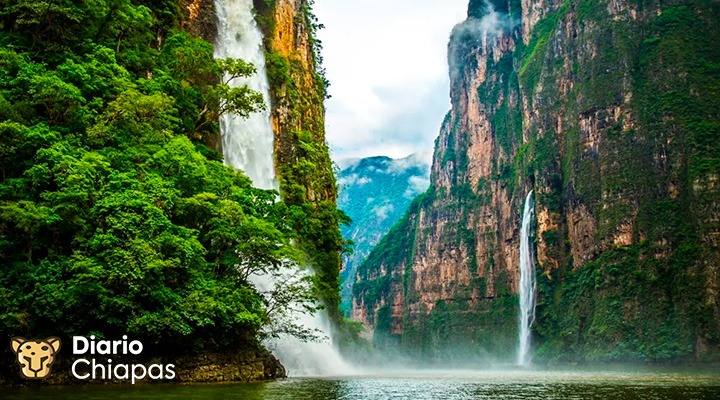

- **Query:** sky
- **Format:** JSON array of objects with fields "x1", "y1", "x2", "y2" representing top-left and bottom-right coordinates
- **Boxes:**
[{"x1": 313, "y1": 0, "x2": 468, "y2": 163}]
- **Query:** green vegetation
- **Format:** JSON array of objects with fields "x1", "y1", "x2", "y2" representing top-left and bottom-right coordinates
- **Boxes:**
[
  {"x1": 337, "y1": 156, "x2": 429, "y2": 314},
  {"x1": 526, "y1": 0, "x2": 720, "y2": 362},
  {"x1": 252, "y1": 0, "x2": 348, "y2": 327},
  {"x1": 353, "y1": 0, "x2": 720, "y2": 363},
  {"x1": 0, "y1": 0, "x2": 336, "y2": 361},
  {"x1": 399, "y1": 296, "x2": 518, "y2": 362},
  {"x1": 518, "y1": 0, "x2": 571, "y2": 97},
  {"x1": 536, "y1": 244, "x2": 697, "y2": 362}
]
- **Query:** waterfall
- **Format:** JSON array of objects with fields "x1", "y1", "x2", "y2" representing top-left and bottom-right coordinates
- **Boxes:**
[
  {"x1": 215, "y1": 0, "x2": 277, "y2": 190},
  {"x1": 517, "y1": 190, "x2": 536, "y2": 366},
  {"x1": 249, "y1": 272, "x2": 355, "y2": 377},
  {"x1": 214, "y1": 0, "x2": 353, "y2": 376}
]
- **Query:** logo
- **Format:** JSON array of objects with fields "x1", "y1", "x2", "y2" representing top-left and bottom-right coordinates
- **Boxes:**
[
  {"x1": 9, "y1": 335, "x2": 176, "y2": 383},
  {"x1": 10, "y1": 337, "x2": 61, "y2": 379}
]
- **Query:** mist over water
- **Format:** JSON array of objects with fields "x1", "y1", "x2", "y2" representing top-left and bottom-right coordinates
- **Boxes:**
[
  {"x1": 214, "y1": 0, "x2": 352, "y2": 377},
  {"x1": 251, "y1": 272, "x2": 355, "y2": 377}
]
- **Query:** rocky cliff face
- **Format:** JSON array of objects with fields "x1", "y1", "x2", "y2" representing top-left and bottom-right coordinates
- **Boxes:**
[
  {"x1": 255, "y1": 0, "x2": 329, "y2": 171},
  {"x1": 180, "y1": 0, "x2": 345, "y2": 351},
  {"x1": 182, "y1": 0, "x2": 336, "y2": 212},
  {"x1": 352, "y1": 0, "x2": 720, "y2": 363},
  {"x1": 251, "y1": 0, "x2": 346, "y2": 322}
]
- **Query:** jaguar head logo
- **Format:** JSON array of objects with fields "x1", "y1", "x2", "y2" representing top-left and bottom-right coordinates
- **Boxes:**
[{"x1": 11, "y1": 337, "x2": 61, "y2": 379}]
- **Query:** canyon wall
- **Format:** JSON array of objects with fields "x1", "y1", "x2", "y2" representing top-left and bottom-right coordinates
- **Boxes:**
[
  {"x1": 252, "y1": 0, "x2": 345, "y2": 322},
  {"x1": 184, "y1": 0, "x2": 345, "y2": 320},
  {"x1": 352, "y1": 0, "x2": 720, "y2": 362}
]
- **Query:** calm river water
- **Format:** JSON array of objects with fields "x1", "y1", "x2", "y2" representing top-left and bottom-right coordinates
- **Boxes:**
[{"x1": 5, "y1": 368, "x2": 720, "y2": 399}]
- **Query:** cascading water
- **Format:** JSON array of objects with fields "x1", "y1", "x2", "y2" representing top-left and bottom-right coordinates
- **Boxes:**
[
  {"x1": 517, "y1": 190, "x2": 536, "y2": 366},
  {"x1": 214, "y1": 0, "x2": 353, "y2": 376},
  {"x1": 248, "y1": 272, "x2": 354, "y2": 376},
  {"x1": 215, "y1": 0, "x2": 277, "y2": 190}
]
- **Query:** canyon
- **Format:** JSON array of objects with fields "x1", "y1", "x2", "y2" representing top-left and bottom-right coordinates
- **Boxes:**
[{"x1": 352, "y1": 0, "x2": 720, "y2": 363}]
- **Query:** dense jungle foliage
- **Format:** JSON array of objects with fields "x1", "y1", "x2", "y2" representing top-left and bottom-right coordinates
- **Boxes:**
[{"x1": 0, "y1": 0, "x2": 330, "y2": 357}]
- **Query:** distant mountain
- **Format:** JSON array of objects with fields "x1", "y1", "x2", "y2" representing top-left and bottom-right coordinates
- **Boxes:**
[{"x1": 337, "y1": 154, "x2": 430, "y2": 314}]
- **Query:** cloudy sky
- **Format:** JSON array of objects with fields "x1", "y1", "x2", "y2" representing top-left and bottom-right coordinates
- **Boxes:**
[{"x1": 313, "y1": 0, "x2": 468, "y2": 163}]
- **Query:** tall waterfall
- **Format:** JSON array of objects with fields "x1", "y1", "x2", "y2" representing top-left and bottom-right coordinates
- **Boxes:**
[
  {"x1": 517, "y1": 190, "x2": 536, "y2": 366},
  {"x1": 215, "y1": 0, "x2": 277, "y2": 190},
  {"x1": 214, "y1": 0, "x2": 353, "y2": 376}
]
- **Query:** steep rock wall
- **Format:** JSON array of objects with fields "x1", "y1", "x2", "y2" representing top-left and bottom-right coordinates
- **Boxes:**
[
  {"x1": 353, "y1": 0, "x2": 526, "y2": 360},
  {"x1": 353, "y1": 0, "x2": 720, "y2": 363},
  {"x1": 253, "y1": 0, "x2": 345, "y2": 322},
  {"x1": 180, "y1": 0, "x2": 345, "y2": 334}
]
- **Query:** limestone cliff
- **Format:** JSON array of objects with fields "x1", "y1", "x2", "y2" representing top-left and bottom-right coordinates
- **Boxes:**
[
  {"x1": 353, "y1": 0, "x2": 720, "y2": 363},
  {"x1": 181, "y1": 0, "x2": 218, "y2": 41},
  {"x1": 253, "y1": 0, "x2": 345, "y2": 321},
  {"x1": 183, "y1": 0, "x2": 343, "y2": 319}
]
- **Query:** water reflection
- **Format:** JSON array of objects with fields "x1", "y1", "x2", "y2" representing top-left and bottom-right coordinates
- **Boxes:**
[{"x1": 4, "y1": 369, "x2": 720, "y2": 400}]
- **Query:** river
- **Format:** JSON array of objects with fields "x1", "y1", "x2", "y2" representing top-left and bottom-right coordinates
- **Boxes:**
[{"x1": 5, "y1": 368, "x2": 720, "y2": 399}]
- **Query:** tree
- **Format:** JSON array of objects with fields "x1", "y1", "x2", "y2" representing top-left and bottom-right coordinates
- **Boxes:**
[{"x1": 0, "y1": 0, "x2": 317, "y2": 357}]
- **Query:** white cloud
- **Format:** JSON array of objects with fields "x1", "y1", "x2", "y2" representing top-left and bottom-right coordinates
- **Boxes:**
[
  {"x1": 448, "y1": 3, "x2": 518, "y2": 80},
  {"x1": 404, "y1": 175, "x2": 431, "y2": 198},
  {"x1": 372, "y1": 203, "x2": 395, "y2": 221},
  {"x1": 335, "y1": 157, "x2": 361, "y2": 170},
  {"x1": 357, "y1": 176, "x2": 372, "y2": 185},
  {"x1": 384, "y1": 152, "x2": 432, "y2": 175},
  {"x1": 337, "y1": 173, "x2": 358, "y2": 186},
  {"x1": 337, "y1": 173, "x2": 372, "y2": 187},
  {"x1": 314, "y1": 0, "x2": 468, "y2": 161}
]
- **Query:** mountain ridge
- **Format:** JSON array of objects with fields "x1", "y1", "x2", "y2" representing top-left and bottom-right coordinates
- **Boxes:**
[{"x1": 337, "y1": 154, "x2": 430, "y2": 314}]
